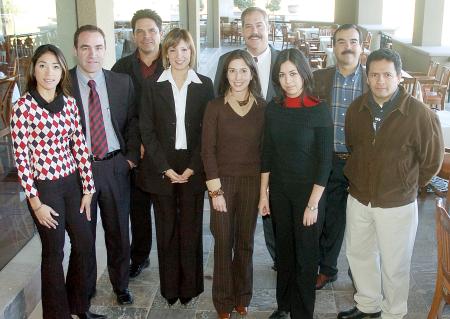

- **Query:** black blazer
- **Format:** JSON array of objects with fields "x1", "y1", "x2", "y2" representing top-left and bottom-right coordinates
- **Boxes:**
[
  {"x1": 111, "y1": 48, "x2": 164, "y2": 101},
  {"x1": 213, "y1": 45, "x2": 280, "y2": 102},
  {"x1": 69, "y1": 68, "x2": 140, "y2": 163},
  {"x1": 138, "y1": 71, "x2": 214, "y2": 195}
]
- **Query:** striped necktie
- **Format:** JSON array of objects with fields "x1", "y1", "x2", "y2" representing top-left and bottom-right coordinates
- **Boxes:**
[{"x1": 88, "y1": 79, "x2": 108, "y2": 159}]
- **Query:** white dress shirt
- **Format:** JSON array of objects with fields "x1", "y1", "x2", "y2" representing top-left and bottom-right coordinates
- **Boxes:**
[
  {"x1": 250, "y1": 46, "x2": 271, "y2": 100},
  {"x1": 157, "y1": 68, "x2": 203, "y2": 149}
]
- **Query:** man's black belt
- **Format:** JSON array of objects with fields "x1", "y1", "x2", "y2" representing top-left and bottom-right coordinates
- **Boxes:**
[
  {"x1": 335, "y1": 152, "x2": 350, "y2": 160},
  {"x1": 89, "y1": 150, "x2": 121, "y2": 162}
]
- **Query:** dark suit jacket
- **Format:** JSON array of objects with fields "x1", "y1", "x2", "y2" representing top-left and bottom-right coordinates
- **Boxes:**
[
  {"x1": 213, "y1": 45, "x2": 279, "y2": 102},
  {"x1": 69, "y1": 67, "x2": 140, "y2": 164},
  {"x1": 138, "y1": 72, "x2": 214, "y2": 195},
  {"x1": 111, "y1": 49, "x2": 164, "y2": 101},
  {"x1": 312, "y1": 65, "x2": 369, "y2": 105}
]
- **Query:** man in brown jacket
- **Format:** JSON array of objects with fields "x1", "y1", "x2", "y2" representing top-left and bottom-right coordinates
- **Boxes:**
[{"x1": 338, "y1": 49, "x2": 443, "y2": 319}]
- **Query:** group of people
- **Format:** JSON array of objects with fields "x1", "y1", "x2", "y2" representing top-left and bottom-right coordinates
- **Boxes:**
[{"x1": 9, "y1": 5, "x2": 444, "y2": 319}]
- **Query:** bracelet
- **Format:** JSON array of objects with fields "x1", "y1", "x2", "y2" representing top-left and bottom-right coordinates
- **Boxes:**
[
  {"x1": 208, "y1": 188, "x2": 224, "y2": 198},
  {"x1": 33, "y1": 203, "x2": 43, "y2": 212},
  {"x1": 307, "y1": 204, "x2": 318, "y2": 212}
]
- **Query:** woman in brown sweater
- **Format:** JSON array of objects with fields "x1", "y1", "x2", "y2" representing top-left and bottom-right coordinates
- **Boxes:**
[{"x1": 201, "y1": 50, "x2": 265, "y2": 319}]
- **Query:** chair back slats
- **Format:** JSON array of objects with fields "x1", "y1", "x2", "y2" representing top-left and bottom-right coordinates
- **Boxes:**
[
  {"x1": 400, "y1": 77, "x2": 419, "y2": 98},
  {"x1": 429, "y1": 61, "x2": 440, "y2": 77},
  {"x1": 428, "y1": 197, "x2": 450, "y2": 318}
]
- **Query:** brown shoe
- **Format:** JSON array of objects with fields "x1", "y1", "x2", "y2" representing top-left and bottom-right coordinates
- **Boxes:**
[
  {"x1": 218, "y1": 313, "x2": 231, "y2": 319},
  {"x1": 235, "y1": 306, "x2": 248, "y2": 315},
  {"x1": 315, "y1": 273, "x2": 337, "y2": 290}
]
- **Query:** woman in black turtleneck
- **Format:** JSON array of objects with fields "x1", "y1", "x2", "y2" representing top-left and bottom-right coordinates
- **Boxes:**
[
  {"x1": 258, "y1": 48, "x2": 333, "y2": 319},
  {"x1": 10, "y1": 44, "x2": 103, "y2": 319}
]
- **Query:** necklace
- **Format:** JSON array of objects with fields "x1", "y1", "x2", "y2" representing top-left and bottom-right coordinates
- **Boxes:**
[{"x1": 236, "y1": 93, "x2": 250, "y2": 106}]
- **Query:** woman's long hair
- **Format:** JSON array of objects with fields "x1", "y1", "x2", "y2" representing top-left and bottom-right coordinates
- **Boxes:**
[
  {"x1": 25, "y1": 44, "x2": 71, "y2": 97},
  {"x1": 218, "y1": 49, "x2": 262, "y2": 99}
]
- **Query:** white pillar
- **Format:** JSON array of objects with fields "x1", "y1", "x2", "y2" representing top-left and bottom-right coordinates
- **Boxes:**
[
  {"x1": 55, "y1": 0, "x2": 78, "y2": 68},
  {"x1": 207, "y1": 0, "x2": 220, "y2": 47},
  {"x1": 412, "y1": 0, "x2": 445, "y2": 46},
  {"x1": 75, "y1": 0, "x2": 116, "y2": 69},
  {"x1": 357, "y1": 0, "x2": 383, "y2": 25}
]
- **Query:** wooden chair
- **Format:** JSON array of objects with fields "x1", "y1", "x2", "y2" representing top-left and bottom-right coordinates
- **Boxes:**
[
  {"x1": 422, "y1": 66, "x2": 450, "y2": 110},
  {"x1": 0, "y1": 75, "x2": 18, "y2": 138},
  {"x1": 409, "y1": 60, "x2": 440, "y2": 79},
  {"x1": 428, "y1": 196, "x2": 450, "y2": 318},
  {"x1": 400, "y1": 77, "x2": 417, "y2": 98},
  {"x1": 363, "y1": 32, "x2": 372, "y2": 51},
  {"x1": 281, "y1": 25, "x2": 297, "y2": 49}
]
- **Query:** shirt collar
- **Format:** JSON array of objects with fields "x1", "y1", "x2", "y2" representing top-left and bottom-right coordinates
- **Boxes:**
[
  {"x1": 157, "y1": 67, "x2": 202, "y2": 85},
  {"x1": 76, "y1": 66, "x2": 105, "y2": 87},
  {"x1": 248, "y1": 45, "x2": 270, "y2": 62},
  {"x1": 336, "y1": 63, "x2": 363, "y2": 79},
  {"x1": 359, "y1": 86, "x2": 409, "y2": 114}
]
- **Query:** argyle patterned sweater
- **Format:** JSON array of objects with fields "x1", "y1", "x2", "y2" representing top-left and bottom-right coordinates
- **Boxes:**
[{"x1": 10, "y1": 92, "x2": 95, "y2": 198}]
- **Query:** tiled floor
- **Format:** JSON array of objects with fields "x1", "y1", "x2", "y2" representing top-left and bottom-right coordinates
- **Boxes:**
[{"x1": 81, "y1": 192, "x2": 449, "y2": 319}]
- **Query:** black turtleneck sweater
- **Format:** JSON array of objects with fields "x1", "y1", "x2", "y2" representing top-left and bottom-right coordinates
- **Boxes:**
[{"x1": 261, "y1": 99, "x2": 333, "y2": 186}]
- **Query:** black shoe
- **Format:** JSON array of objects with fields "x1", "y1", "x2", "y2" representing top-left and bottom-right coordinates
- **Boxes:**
[
  {"x1": 269, "y1": 309, "x2": 289, "y2": 318},
  {"x1": 76, "y1": 311, "x2": 107, "y2": 319},
  {"x1": 180, "y1": 297, "x2": 192, "y2": 305},
  {"x1": 116, "y1": 288, "x2": 134, "y2": 305},
  {"x1": 166, "y1": 297, "x2": 178, "y2": 305},
  {"x1": 129, "y1": 258, "x2": 150, "y2": 278},
  {"x1": 338, "y1": 307, "x2": 381, "y2": 319}
]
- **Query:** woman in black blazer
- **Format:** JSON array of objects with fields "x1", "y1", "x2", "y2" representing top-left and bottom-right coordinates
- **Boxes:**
[{"x1": 139, "y1": 28, "x2": 214, "y2": 306}]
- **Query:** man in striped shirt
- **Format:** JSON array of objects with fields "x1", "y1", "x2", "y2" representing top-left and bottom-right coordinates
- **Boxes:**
[{"x1": 312, "y1": 24, "x2": 368, "y2": 290}]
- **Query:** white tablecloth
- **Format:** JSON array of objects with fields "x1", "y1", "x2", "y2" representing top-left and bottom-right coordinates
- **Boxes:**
[{"x1": 437, "y1": 110, "x2": 450, "y2": 148}]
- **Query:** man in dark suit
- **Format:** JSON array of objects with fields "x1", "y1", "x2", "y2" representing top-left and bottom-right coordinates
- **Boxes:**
[
  {"x1": 70, "y1": 25, "x2": 139, "y2": 306},
  {"x1": 214, "y1": 6, "x2": 278, "y2": 270},
  {"x1": 111, "y1": 9, "x2": 165, "y2": 279},
  {"x1": 312, "y1": 24, "x2": 368, "y2": 290}
]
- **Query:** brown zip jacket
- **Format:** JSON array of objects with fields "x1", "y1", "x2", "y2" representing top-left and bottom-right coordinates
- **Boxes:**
[{"x1": 344, "y1": 86, "x2": 443, "y2": 208}]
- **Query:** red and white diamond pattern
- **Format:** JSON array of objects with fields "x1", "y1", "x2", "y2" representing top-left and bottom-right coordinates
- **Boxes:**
[{"x1": 10, "y1": 93, "x2": 95, "y2": 197}]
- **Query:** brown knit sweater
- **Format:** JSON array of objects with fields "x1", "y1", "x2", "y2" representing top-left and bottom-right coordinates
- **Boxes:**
[{"x1": 201, "y1": 96, "x2": 266, "y2": 183}]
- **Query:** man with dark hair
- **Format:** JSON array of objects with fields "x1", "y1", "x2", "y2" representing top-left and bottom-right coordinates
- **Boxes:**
[
  {"x1": 112, "y1": 9, "x2": 164, "y2": 279},
  {"x1": 214, "y1": 6, "x2": 279, "y2": 270},
  {"x1": 338, "y1": 48, "x2": 443, "y2": 319},
  {"x1": 313, "y1": 24, "x2": 368, "y2": 290},
  {"x1": 70, "y1": 24, "x2": 139, "y2": 306}
]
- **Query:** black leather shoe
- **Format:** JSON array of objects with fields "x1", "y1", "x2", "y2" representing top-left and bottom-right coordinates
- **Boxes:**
[
  {"x1": 338, "y1": 307, "x2": 381, "y2": 319},
  {"x1": 180, "y1": 297, "x2": 192, "y2": 305},
  {"x1": 129, "y1": 258, "x2": 150, "y2": 278},
  {"x1": 166, "y1": 297, "x2": 178, "y2": 305},
  {"x1": 269, "y1": 309, "x2": 290, "y2": 318},
  {"x1": 76, "y1": 310, "x2": 107, "y2": 319},
  {"x1": 116, "y1": 289, "x2": 134, "y2": 305}
]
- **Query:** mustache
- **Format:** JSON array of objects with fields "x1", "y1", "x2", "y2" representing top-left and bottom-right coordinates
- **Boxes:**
[
  {"x1": 247, "y1": 33, "x2": 262, "y2": 39},
  {"x1": 341, "y1": 50, "x2": 355, "y2": 55}
]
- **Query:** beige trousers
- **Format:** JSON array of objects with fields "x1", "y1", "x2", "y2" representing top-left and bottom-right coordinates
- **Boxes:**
[{"x1": 345, "y1": 194, "x2": 418, "y2": 319}]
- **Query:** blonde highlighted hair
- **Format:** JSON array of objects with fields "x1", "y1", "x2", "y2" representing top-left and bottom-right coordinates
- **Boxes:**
[{"x1": 161, "y1": 28, "x2": 196, "y2": 69}]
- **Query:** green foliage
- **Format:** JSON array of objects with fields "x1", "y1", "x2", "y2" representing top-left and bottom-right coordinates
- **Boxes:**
[
  {"x1": 234, "y1": 0, "x2": 255, "y2": 11},
  {"x1": 265, "y1": 0, "x2": 281, "y2": 13}
]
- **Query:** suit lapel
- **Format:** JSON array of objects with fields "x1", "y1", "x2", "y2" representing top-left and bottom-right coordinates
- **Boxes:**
[
  {"x1": 155, "y1": 80, "x2": 176, "y2": 117},
  {"x1": 103, "y1": 70, "x2": 122, "y2": 136},
  {"x1": 69, "y1": 68, "x2": 87, "y2": 134}
]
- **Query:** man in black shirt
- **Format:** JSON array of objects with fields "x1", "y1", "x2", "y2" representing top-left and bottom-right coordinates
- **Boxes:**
[{"x1": 112, "y1": 9, "x2": 164, "y2": 278}]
